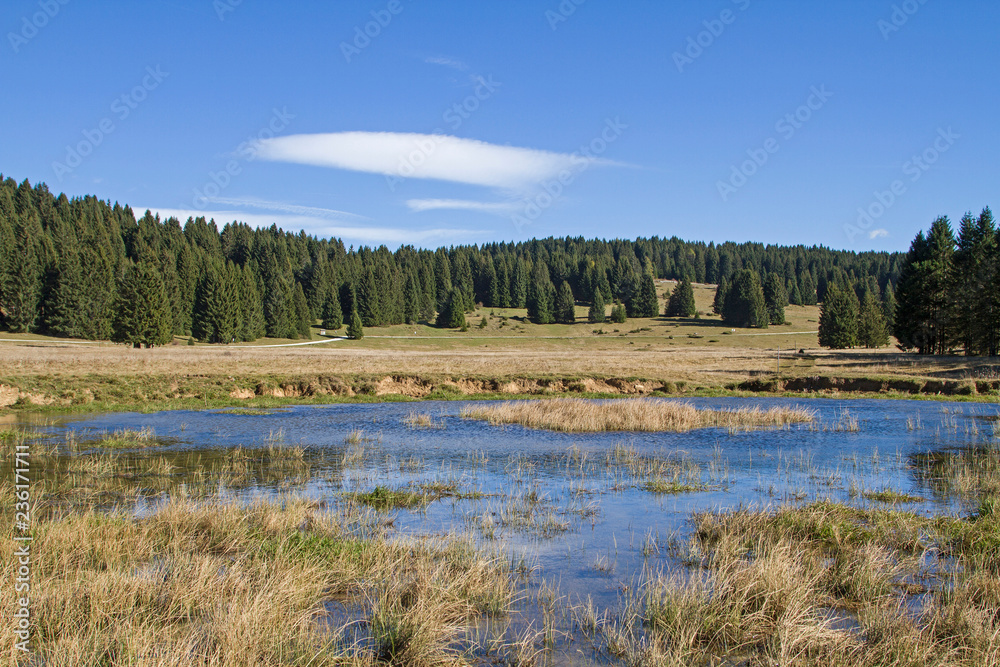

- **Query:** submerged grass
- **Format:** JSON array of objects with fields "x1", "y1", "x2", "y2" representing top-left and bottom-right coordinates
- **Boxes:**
[{"x1": 461, "y1": 398, "x2": 814, "y2": 433}]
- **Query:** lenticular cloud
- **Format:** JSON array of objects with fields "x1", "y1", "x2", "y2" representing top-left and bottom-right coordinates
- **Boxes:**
[{"x1": 256, "y1": 131, "x2": 593, "y2": 190}]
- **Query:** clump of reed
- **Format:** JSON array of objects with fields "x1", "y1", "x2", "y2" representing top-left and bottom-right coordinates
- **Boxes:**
[
  {"x1": 598, "y1": 500, "x2": 1000, "y2": 666},
  {"x1": 403, "y1": 411, "x2": 444, "y2": 429},
  {"x1": 461, "y1": 398, "x2": 814, "y2": 433},
  {"x1": 89, "y1": 426, "x2": 158, "y2": 449},
  {"x1": 0, "y1": 493, "x2": 517, "y2": 666}
]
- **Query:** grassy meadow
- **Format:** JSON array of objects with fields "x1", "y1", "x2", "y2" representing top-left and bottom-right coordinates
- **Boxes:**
[{"x1": 1, "y1": 280, "x2": 997, "y2": 414}]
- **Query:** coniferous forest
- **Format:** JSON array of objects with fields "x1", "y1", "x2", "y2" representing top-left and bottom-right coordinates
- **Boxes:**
[{"x1": 0, "y1": 175, "x2": 991, "y2": 355}]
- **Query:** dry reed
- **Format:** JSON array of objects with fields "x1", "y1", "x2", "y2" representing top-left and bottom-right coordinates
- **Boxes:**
[{"x1": 461, "y1": 398, "x2": 814, "y2": 433}]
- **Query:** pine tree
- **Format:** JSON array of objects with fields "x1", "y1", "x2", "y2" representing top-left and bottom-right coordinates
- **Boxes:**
[
  {"x1": 403, "y1": 272, "x2": 420, "y2": 325},
  {"x1": 4, "y1": 211, "x2": 43, "y2": 332},
  {"x1": 112, "y1": 261, "x2": 172, "y2": 348},
  {"x1": 857, "y1": 288, "x2": 889, "y2": 348},
  {"x1": 436, "y1": 287, "x2": 466, "y2": 328},
  {"x1": 555, "y1": 280, "x2": 576, "y2": 324},
  {"x1": 193, "y1": 261, "x2": 237, "y2": 343},
  {"x1": 510, "y1": 258, "x2": 528, "y2": 309},
  {"x1": 952, "y1": 207, "x2": 996, "y2": 355},
  {"x1": 665, "y1": 280, "x2": 696, "y2": 317},
  {"x1": 712, "y1": 277, "x2": 729, "y2": 315},
  {"x1": 789, "y1": 282, "x2": 803, "y2": 307},
  {"x1": 609, "y1": 303, "x2": 627, "y2": 323},
  {"x1": 763, "y1": 272, "x2": 787, "y2": 325},
  {"x1": 631, "y1": 267, "x2": 659, "y2": 318},
  {"x1": 895, "y1": 217, "x2": 955, "y2": 354},
  {"x1": 588, "y1": 288, "x2": 606, "y2": 323},
  {"x1": 881, "y1": 281, "x2": 897, "y2": 337},
  {"x1": 322, "y1": 281, "x2": 343, "y2": 330},
  {"x1": 801, "y1": 273, "x2": 818, "y2": 306},
  {"x1": 240, "y1": 265, "x2": 265, "y2": 341},
  {"x1": 722, "y1": 269, "x2": 768, "y2": 328},
  {"x1": 818, "y1": 283, "x2": 859, "y2": 349},
  {"x1": 347, "y1": 305, "x2": 364, "y2": 340},
  {"x1": 526, "y1": 262, "x2": 555, "y2": 324},
  {"x1": 293, "y1": 282, "x2": 313, "y2": 338}
]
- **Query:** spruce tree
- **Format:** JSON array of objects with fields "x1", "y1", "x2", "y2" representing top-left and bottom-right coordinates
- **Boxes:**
[
  {"x1": 610, "y1": 303, "x2": 627, "y2": 323},
  {"x1": 665, "y1": 280, "x2": 696, "y2": 317},
  {"x1": 322, "y1": 282, "x2": 343, "y2": 330},
  {"x1": 403, "y1": 272, "x2": 420, "y2": 325},
  {"x1": 510, "y1": 258, "x2": 527, "y2": 308},
  {"x1": 763, "y1": 272, "x2": 787, "y2": 325},
  {"x1": 712, "y1": 277, "x2": 729, "y2": 315},
  {"x1": 722, "y1": 269, "x2": 768, "y2": 328},
  {"x1": 436, "y1": 287, "x2": 466, "y2": 328},
  {"x1": 818, "y1": 283, "x2": 859, "y2": 349},
  {"x1": 347, "y1": 305, "x2": 364, "y2": 340},
  {"x1": 881, "y1": 281, "x2": 897, "y2": 337},
  {"x1": 555, "y1": 280, "x2": 576, "y2": 324},
  {"x1": 112, "y1": 261, "x2": 172, "y2": 348},
  {"x1": 293, "y1": 282, "x2": 313, "y2": 338},
  {"x1": 895, "y1": 217, "x2": 955, "y2": 354},
  {"x1": 857, "y1": 288, "x2": 890, "y2": 348},
  {"x1": 631, "y1": 268, "x2": 659, "y2": 318},
  {"x1": 588, "y1": 288, "x2": 606, "y2": 323},
  {"x1": 526, "y1": 262, "x2": 556, "y2": 324},
  {"x1": 801, "y1": 273, "x2": 818, "y2": 306}
]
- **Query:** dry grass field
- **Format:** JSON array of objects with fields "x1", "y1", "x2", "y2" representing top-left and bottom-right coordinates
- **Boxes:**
[{"x1": 1, "y1": 280, "x2": 998, "y2": 412}]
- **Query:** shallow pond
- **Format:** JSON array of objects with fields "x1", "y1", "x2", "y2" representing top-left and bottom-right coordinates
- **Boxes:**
[
  {"x1": 27, "y1": 398, "x2": 998, "y2": 599},
  {"x1": 18, "y1": 396, "x2": 1000, "y2": 664}
]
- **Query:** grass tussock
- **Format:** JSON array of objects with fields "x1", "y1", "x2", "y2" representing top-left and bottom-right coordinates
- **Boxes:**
[
  {"x1": 605, "y1": 500, "x2": 1000, "y2": 666},
  {"x1": 0, "y1": 494, "x2": 516, "y2": 666},
  {"x1": 461, "y1": 398, "x2": 814, "y2": 433},
  {"x1": 403, "y1": 411, "x2": 444, "y2": 429}
]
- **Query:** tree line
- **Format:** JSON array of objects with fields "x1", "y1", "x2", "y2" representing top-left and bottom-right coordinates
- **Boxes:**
[{"x1": 0, "y1": 175, "x2": 906, "y2": 347}]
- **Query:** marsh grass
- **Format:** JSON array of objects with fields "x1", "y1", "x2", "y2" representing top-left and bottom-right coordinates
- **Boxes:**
[
  {"x1": 0, "y1": 484, "x2": 518, "y2": 666},
  {"x1": 87, "y1": 426, "x2": 158, "y2": 449},
  {"x1": 461, "y1": 398, "x2": 814, "y2": 433},
  {"x1": 404, "y1": 411, "x2": 444, "y2": 429},
  {"x1": 862, "y1": 488, "x2": 925, "y2": 504}
]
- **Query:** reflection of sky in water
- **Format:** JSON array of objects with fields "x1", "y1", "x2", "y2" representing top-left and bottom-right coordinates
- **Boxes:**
[{"x1": 37, "y1": 397, "x2": 1000, "y2": 609}]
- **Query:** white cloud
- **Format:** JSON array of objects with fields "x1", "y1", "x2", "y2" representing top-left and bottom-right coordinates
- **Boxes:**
[
  {"x1": 204, "y1": 196, "x2": 366, "y2": 221},
  {"x1": 406, "y1": 198, "x2": 520, "y2": 215},
  {"x1": 868, "y1": 228, "x2": 889, "y2": 239},
  {"x1": 137, "y1": 207, "x2": 486, "y2": 246},
  {"x1": 256, "y1": 131, "x2": 619, "y2": 190},
  {"x1": 425, "y1": 55, "x2": 469, "y2": 71}
]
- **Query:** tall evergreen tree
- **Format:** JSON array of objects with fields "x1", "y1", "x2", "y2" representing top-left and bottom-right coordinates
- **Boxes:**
[
  {"x1": 631, "y1": 267, "x2": 659, "y2": 318},
  {"x1": 665, "y1": 280, "x2": 697, "y2": 317},
  {"x1": 952, "y1": 207, "x2": 997, "y2": 355},
  {"x1": 722, "y1": 269, "x2": 768, "y2": 328},
  {"x1": 526, "y1": 262, "x2": 556, "y2": 324},
  {"x1": 555, "y1": 280, "x2": 576, "y2": 324},
  {"x1": 510, "y1": 257, "x2": 527, "y2": 308},
  {"x1": 588, "y1": 288, "x2": 606, "y2": 323},
  {"x1": 293, "y1": 282, "x2": 313, "y2": 338},
  {"x1": 436, "y1": 287, "x2": 467, "y2": 328},
  {"x1": 881, "y1": 280, "x2": 897, "y2": 337},
  {"x1": 322, "y1": 281, "x2": 343, "y2": 330},
  {"x1": 763, "y1": 272, "x2": 787, "y2": 325},
  {"x1": 347, "y1": 304, "x2": 364, "y2": 340},
  {"x1": 712, "y1": 276, "x2": 729, "y2": 316},
  {"x1": 818, "y1": 283, "x2": 860, "y2": 349},
  {"x1": 112, "y1": 261, "x2": 172, "y2": 348},
  {"x1": 857, "y1": 288, "x2": 889, "y2": 348},
  {"x1": 895, "y1": 217, "x2": 955, "y2": 354}
]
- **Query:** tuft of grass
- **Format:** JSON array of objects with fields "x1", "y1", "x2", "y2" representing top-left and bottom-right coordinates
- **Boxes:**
[
  {"x1": 403, "y1": 411, "x2": 444, "y2": 429},
  {"x1": 461, "y1": 398, "x2": 814, "y2": 433},
  {"x1": 91, "y1": 427, "x2": 158, "y2": 449},
  {"x1": 862, "y1": 488, "x2": 924, "y2": 504}
]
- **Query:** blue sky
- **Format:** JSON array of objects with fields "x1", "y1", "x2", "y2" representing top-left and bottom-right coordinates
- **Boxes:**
[{"x1": 2, "y1": 0, "x2": 997, "y2": 250}]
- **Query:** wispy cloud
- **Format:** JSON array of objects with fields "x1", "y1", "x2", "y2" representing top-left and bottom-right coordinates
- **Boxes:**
[
  {"x1": 256, "y1": 131, "x2": 621, "y2": 191},
  {"x1": 203, "y1": 196, "x2": 366, "y2": 221},
  {"x1": 868, "y1": 228, "x2": 889, "y2": 239},
  {"x1": 138, "y1": 206, "x2": 485, "y2": 246},
  {"x1": 406, "y1": 198, "x2": 520, "y2": 215},
  {"x1": 425, "y1": 55, "x2": 469, "y2": 71}
]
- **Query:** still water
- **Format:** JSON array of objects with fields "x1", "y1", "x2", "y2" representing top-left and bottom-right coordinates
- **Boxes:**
[{"x1": 30, "y1": 397, "x2": 1000, "y2": 613}]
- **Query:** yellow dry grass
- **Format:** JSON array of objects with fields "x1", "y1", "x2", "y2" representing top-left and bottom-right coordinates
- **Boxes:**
[{"x1": 460, "y1": 398, "x2": 814, "y2": 432}]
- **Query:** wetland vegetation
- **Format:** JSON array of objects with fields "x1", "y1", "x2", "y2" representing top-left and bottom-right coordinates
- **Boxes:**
[{"x1": 3, "y1": 397, "x2": 999, "y2": 665}]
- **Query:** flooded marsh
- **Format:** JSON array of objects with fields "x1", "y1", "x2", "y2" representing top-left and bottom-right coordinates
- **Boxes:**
[{"x1": 3, "y1": 397, "x2": 1000, "y2": 665}]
